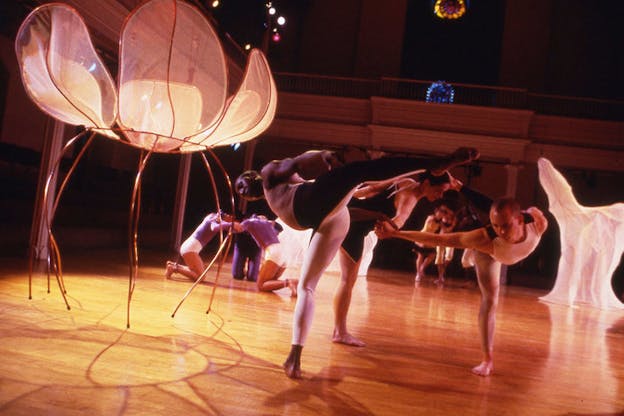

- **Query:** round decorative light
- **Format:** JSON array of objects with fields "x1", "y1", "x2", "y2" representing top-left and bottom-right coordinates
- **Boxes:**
[
  {"x1": 433, "y1": 0, "x2": 468, "y2": 20},
  {"x1": 426, "y1": 81, "x2": 455, "y2": 104}
]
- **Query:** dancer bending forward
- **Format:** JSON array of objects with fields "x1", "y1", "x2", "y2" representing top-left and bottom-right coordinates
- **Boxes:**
[
  {"x1": 375, "y1": 182, "x2": 548, "y2": 377},
  {"x1": 235, "y1": 147, "x2": 479, "y2": 378}
]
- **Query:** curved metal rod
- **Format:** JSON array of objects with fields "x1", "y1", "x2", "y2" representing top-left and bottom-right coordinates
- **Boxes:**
[
  {"x1": 170, "y1": 233, "x2": 231, "y2": 318},
  {"x1": 170, "y1": 150, "x2": 230, "y2": 316},
  {"x1": 28, "y1": 129, "x2": 96, "y2": 308},
  {"x1": 127, "y1": 150, "x2": 153, "y2": 328},
  {"x1": 203, "y1": 148, "x2": 237, "y2": 221},
  {"x1": 201, "y1": 149, "x2": 237, "y2": 314},
  {"x1": 46, "y1": 132, "x2": 98, "y2": 300}
]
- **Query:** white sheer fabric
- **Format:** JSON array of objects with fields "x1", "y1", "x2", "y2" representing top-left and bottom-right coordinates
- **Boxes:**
[
  {"x1": 15, "y1": 3, "x2": 118, "y2": 131},
  {"x1": 538, "y1": 157, "x2": 624, "y2": 309},
  {"x1": 15, "y1": 0, "x2": 277, "y2": 153}
]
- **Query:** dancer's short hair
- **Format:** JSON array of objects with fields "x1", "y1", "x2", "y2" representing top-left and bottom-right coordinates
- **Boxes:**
[
  {"x1": 235, "y1": 170, "x2": 264, "y2": 201},
  {"x1": 491, "y1": 197, "x2": 521, "y2": 217}
]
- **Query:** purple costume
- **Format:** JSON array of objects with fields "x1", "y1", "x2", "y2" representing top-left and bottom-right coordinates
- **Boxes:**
[
  {"x1": 188, "y1": 213, "x2": 232, "y2": 249},
  {"x1": 241, "y1": 215, "x2": 281, "y2": 249}
]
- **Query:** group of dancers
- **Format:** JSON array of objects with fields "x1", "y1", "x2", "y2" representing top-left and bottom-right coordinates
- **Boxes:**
[
  {"x1": 166, "y1": 211, "x2": 298, "y2": 296},
  {"x1": 170, "y1": 146, "x2": 548, "y2": 379}
]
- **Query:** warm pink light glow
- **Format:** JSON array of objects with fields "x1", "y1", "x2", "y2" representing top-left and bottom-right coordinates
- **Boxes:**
[{"x1": 15, "y1": 0, "x2": 277, "y2": 154}]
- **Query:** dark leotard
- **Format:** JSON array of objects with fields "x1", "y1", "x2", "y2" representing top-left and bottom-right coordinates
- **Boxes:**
[
  {"x1": 292, "y1": 156, "x2": 452, "y2": 230},
  {"x1": 341, "y1": 189, "x2": 395, "y2": 261}
]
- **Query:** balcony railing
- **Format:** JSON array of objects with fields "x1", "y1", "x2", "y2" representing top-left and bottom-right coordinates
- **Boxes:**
[{"x1": 274, "y1": 72, "x2": 623, "y2": 121}]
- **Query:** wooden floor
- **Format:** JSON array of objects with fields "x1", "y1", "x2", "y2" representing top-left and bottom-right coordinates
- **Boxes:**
[{"x1": 0, "y1": 248, "x2": 622, "y2": 416}]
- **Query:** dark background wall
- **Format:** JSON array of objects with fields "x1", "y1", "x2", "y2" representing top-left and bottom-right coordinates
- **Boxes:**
[{"x1": 213, "y1": 0, "x2": 622, "y2": 98}]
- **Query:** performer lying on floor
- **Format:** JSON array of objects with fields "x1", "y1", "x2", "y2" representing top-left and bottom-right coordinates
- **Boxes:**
[
  {"x1": 375, "y1": 179, "x2": 548, "y2": 377},
  {"x1": 235, "y1": 147, "x2": 479, "y2": 378}
]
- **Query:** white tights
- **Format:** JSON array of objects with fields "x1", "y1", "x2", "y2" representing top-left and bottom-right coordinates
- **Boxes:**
[{"x1": 291, "y1": 207, "x2": 350, "y2": 345}]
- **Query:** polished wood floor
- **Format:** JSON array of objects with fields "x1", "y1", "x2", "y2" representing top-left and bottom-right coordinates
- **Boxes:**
[{"x1": 0, "y1": 248, "x2": 622, "y2": 416}]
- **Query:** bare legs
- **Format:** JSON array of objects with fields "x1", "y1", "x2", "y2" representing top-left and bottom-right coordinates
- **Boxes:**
[
  {"x1": 257, "y1": 259, "x2": 297, "y2": 297},
  {"x1": 415, "y1": 251, "x2": 435, "y2": 281},
  {"x1": 165, "y1": 251, "x2": 204, "y2": 280},
  {"x1": 284, "y1": 207, "x2": 351, "y2": 378},
  {"x1": 332, "y1": 250, "x2": 366, "y2": 347},
  {"x1": 471, "y1": 250, "x2": 501, "y2": 377}
]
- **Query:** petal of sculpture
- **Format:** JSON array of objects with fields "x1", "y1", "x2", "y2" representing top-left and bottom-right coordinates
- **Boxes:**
[
  {"x1": 118, "y1": 0, "x2": 228, "y2": 152},
  {"x1": 538, "y1": 157, "x2": 624, "y2": 309},
  {"x1": 15, "y1": 3, "x2": 118, "y2": 131},
  {"x1": 182, "y1": 49, "x2": 278, "y2": 152}
]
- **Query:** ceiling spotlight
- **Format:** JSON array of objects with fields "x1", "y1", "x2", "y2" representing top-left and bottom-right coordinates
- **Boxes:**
[
  {"x1": 211, "y1": 0, "x2": 219, "y2": 8},
  {"x1": 272, "y1": 32, "x2": 281, "y2": 42},
  {"x1": 269, "y1": 7, "x2": 276, "y2": 15},
  {"x1": 244, "y1": 43, "x2": 251, "y2": 50},
  {"x1": 276, "y1": 16, "x2": 286, "y2": 25}
]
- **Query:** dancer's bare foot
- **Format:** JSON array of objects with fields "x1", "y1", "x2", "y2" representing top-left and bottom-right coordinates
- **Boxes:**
[
  {"x1": 283, "y1": 345, "x2": 303, "y2": 379},
  {"x1": 165, "y1": 261, "x2": 176, "y2": 278},
  {"x1": 332, "y1": 330, "x2": 366, "y2": 347},
  {"x1": 471, "y1": 360, "x2": 493, "y2": 377},
  {"x1": 287, "y1": 279, "x2": 298, "y2": 297},
  {"x1": 434, "y1": 277, "x2": 445, "y2": 285}
]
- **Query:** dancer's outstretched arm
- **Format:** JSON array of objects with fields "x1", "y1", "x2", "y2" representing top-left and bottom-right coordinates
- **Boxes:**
[{"x1": 377, "y1": 226, "x2": 493, "y2": 255}]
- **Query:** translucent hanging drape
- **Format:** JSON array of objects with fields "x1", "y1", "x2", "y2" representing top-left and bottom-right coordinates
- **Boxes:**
[{"x1": 538, "y1": 158, "x2": 624, "y2": 310}]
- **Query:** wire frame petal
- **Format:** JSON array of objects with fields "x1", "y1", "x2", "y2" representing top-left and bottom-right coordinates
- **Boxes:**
[
  {"x1": 14, "y1": 3, "x2": 118, "y2": 129},
  {"x1": 118, "y1": 0, "x2": 228, "y2": 152},
  {"x1": 181, "y1": 48, "x2": 277, "y2": 152}
]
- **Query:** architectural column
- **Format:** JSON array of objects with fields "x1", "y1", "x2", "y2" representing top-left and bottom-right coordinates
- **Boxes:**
[
  {"x1": 504, "y1": 163, "x2": 522, "y2": 198},
  {"x1": 170, "y1": 153, "x2": 192, "y2": 251},
  {"x1": 30, "y1": 119, "x2": 65, "y2": 260}
]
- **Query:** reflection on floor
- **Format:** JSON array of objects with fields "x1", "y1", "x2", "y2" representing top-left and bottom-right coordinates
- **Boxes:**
[{"x1": 0, "y1": 248, "x2": 622, "y2": 415}]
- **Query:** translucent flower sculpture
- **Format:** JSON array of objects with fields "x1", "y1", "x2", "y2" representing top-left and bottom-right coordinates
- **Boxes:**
[
  {"x1": 537, "y1": 158, "x2": 624, "y2": 310},
  {"x1": 15, "y1": 0, "x2": 277, "y2": 326}
]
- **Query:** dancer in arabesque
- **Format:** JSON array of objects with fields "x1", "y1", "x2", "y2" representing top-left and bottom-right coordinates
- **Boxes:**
[
  {"x1": 235, "y1": 147, "x2": 479, "y2": 378},
  {"x1": 375, "y1": 178, "x2": 548, "y2": 376}
]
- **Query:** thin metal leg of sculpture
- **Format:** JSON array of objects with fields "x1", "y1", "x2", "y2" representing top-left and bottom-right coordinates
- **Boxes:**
[
  {"x1": 170, "y1": 234, "x2": 231, "y2": 318},
  {"x1": 28, "y1": 130, "x2": 96, "y2": 309},
  {"x1": 202, "y1": 150, "x2": 236, "y2": 315},
  {"x1": 127, "y1": 150, "x2": 152, "y2": 328},
  {"x1": 170, "y1": 150, "x2": 235, "y2": 317}
]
